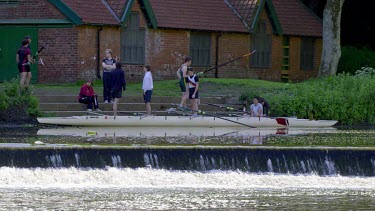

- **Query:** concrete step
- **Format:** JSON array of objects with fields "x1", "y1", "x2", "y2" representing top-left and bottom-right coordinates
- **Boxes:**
[
  {"x1": 37, "y1": 95, "x2": 227, "y2": 104},
  {"x1": 38, "y1": 103, "x2": 244, "y2": 112}
]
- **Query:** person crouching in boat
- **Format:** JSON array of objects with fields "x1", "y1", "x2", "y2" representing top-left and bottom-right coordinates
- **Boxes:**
[
  {"x1": 186, "y1": 67, "x2": 199, "y2": 116},
  {"x1": 259, "y1": 98, "x2": 269, "y2": 117},
  {"x1": 250, "y1": 97, "x2": 263, "y2": 117},
  {"x1": 78, "y1": 80, "x2": 100, "y2": 112},
  {"x1": 110, "y1": 62, "x2": 126, "y2": 119}
]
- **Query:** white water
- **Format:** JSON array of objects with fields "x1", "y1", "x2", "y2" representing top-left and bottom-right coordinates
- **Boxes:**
[{"x1": 1, "y1": 167, "x2": 375, "y2": 190}]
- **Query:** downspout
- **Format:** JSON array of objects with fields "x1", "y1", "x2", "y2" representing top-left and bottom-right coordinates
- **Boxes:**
[
  {"x1": 215, "y1": 32, "x2": 222, "y2": 78},
  {"x1": 96, "y1": 26, "x2": 103, "y2": 79}
]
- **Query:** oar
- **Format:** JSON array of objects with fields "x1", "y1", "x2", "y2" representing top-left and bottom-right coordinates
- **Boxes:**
[
  {"x1": 197, "y1": 50, "x2": 256, "y2": 77},
  {"x1": 207, "y1": 103, "x2": 288, "y2": 126},
  {"x1": 172, "y1": 104, "x2": 255, "y2": 128}
]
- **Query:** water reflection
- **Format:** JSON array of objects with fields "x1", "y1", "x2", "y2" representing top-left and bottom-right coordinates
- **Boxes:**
[{"x1": 37, "y1": 127, "x2": 337, "y2": 139}]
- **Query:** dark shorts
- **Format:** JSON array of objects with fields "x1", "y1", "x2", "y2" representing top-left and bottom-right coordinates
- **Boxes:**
[
  {"x1": 18, "y1": 64, "x2": 31, "y2": 73},
  {"x1": 189, "y1": 88, "x2": 199, "y2": 99},
  {"x1": 179, "y1": 80, "x2": 186, "y2": 92},
  {"x1": 144, "y1": 90, "x2": 152, "y2": 103},
  {"x1": 111, "y1": 89, "x2": 122, "y2": 99}
]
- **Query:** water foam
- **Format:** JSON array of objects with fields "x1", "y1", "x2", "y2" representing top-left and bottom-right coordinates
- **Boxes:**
[{"x1": 1, "y1": 167, "x2": 375, "y2": 190}]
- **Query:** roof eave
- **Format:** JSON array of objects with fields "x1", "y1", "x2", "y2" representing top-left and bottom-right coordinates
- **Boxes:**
[
  {"x1": 48, "y1": 0, "x2": 83, "y2": 25},
  {"x1": 251, "y1": 0, "x2": 282, "y2": 35}
]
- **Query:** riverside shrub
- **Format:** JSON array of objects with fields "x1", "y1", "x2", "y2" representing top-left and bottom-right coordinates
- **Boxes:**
[
  {"x1": 0, "y1": 79, "x2": 41, "y2": 117},
  {"x1": 241, "y1": 74, "x2": 375, "y2": 125}
]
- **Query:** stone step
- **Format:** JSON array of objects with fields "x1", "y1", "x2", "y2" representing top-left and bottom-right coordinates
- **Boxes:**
[
  {"x1": 37, "y1": 95, "x2": 227, "y2": 104},
  {"x1": 38, "y1": 103, "x2": 244, "y2": 112}
]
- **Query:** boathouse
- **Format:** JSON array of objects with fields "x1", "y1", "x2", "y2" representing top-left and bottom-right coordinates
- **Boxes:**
[{"x1": 0, "y1": 0, "x2": 322, "y2": 83}]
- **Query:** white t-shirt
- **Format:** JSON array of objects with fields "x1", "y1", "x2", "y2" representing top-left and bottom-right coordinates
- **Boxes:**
[
  {"x1": 250, "y1": 103, "x2": 263, "y2": 117},
  {"x1": 142, "y1": 71, "x2": 153, "y2": 91}
]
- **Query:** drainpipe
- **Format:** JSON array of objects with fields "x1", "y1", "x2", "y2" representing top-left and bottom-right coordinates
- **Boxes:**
[
  {"x1": 96, "y1": 26, "x2": 103, "y2": 79},
  {"x1": 215, "y1": 32, "x2": 222, "y2": 78}
]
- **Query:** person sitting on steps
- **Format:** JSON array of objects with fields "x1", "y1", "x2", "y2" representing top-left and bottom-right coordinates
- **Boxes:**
[{"x1": 78, "y1": 80, "x2": 100, "y2": 112}]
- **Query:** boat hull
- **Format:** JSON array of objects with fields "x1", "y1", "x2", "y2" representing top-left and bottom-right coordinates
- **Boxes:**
[{"x1": 37, "y1": 116, "x2": 338, "y2": 128}]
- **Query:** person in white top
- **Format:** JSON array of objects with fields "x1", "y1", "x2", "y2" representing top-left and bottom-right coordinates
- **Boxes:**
[
  {"x1": 142, "y1": 65, "x2": 153, "y2": 115},
  {"x1": 250, "y1": 97, "x2": 263, "y2": 117}
]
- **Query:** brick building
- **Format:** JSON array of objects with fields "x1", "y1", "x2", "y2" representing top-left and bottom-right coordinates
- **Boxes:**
[{"x1": 0, "y1": 0, "x2": 322, "y2": 83}]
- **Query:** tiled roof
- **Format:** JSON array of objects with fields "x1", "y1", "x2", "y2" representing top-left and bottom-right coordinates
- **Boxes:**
[
  {"x1": 226, "y1": 0, "x2": 258, "y2": 29},
  {"x1": 273, "y1": 0, "x2": 322, "y2": 37},
  {"x1": 105, "y1": 0, "x2": 128, "y2": 19},
  {"x1": 148, "y1": 0, "x2": 249, "y2": 33},
  {"x1": 61, "y1": 0, "x2": 120, "y2": 25}
]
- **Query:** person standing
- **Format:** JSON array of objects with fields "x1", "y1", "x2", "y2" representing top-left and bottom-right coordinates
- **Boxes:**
[
  {"x1": 16, "y1": 39, "x2": 33, "y2": 92},
  {"x1": 110, "y1": 62, "x2": 126, "y2": 118},
  {"x1": 102, "y1": 49, "x2": 116, "y2": 103},
  {"x1": 186, "y1": 67, "x2": 199, "y2": 116},
  {"x1": 142, "y1": 65, "x2": 153, "y2": 116},
  {"x1": 78, "y1": 80, "x2": 100, "y2": 111},
  {"x1": 250, "y1": 97, "x2": 263, "y2": 117},
  {"x1": 178, "y1": 57, "x2": 192, "y2": 108}
]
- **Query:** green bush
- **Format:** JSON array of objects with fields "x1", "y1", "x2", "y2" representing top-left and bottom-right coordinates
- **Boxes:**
[
  {"x1": 0, "y1": 78, "x2": 42, "y2": 117},
  {"x1": 241, "y1": 74, "x2": 375, "y2": 125},
  {"x1": 338, "y1": 46, "x2": 375, "y2": 75}
]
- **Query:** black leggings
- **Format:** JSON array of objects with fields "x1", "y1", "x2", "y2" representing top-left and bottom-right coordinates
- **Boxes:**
[{"x1": 78, "y1": 95, "x2": 99, "y2": 110}]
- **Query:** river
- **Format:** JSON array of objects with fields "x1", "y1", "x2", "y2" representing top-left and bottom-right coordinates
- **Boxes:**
[{"x1": 0, "y1": 126, "x2": 374, "y2": 209}]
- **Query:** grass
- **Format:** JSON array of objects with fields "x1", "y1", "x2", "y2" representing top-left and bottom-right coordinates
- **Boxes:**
[{"x1": 32, "y1": 78, "x2": 285, "y2": 97}]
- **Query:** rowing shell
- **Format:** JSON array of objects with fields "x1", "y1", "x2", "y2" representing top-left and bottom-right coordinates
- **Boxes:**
[{"x1": 37, "y1": 116, "x2": 338, "y2": 127}]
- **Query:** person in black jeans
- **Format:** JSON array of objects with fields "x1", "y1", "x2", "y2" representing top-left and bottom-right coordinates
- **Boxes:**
[
  {"x1": 78, "y1": 80, "x2": 100, "y2": 112},
  {"x1": 102, "y1": 49, "x2": 116, "y2": 103}
]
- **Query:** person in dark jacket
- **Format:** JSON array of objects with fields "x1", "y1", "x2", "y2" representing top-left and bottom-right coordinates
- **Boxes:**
[
  {"x1": 259, "y1": 98, "x2": 270, "y2": 117},
  {"x1": 110, "y1": 62, "x2": 126, "y2": 118},
  {"x1": 78, "y1": 80, "x2": 100, "y2": 112}
]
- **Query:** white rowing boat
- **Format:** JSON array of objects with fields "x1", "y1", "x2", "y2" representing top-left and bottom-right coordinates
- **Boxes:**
[{"x1": 37, "y1": 115, "x2": 338, "y2": 128}]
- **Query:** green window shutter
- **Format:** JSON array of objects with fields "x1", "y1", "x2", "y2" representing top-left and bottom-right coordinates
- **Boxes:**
[
  {"x1": 251, "y1": 21, "x2": 271, "y2": 68},
  {"x1": 190, "y1": 32, "x2": 211, "y2": 66},
  {"x1": 300, "y1": 38, "x2": 315, "y2": 70},
  {"x1": 121, "y1": 13, "x2": 145, "y2": 64}
]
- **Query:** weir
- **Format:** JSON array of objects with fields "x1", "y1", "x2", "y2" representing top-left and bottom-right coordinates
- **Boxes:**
[{"x1": 1, "y1": 146, "x2": 375, "y2": 176}]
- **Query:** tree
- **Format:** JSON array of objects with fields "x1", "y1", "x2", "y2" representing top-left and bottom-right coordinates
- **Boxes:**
[{"x1": 318, "y1": 0, "x2": 345, "y2": 77}]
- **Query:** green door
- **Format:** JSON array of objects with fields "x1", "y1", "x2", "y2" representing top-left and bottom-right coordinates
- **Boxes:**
[{"x1": 0, "y1": 27, "x2": 38, "y2": 82}]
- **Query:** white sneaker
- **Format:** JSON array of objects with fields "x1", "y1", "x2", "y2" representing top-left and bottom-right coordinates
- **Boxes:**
[
  {"x1": 104, "y1": 100, "x2": 109, "y2": 103},
  {"x1": 96, "y1": 109, "x2": 101, "y2": 111},
  {"x1": 87, "y1": 109, "x2": 92, "y2": 112}
]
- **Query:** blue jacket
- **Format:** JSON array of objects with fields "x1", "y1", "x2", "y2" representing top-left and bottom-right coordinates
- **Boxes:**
[{"x1": 110, "y1": 68, "x2": 126, "y2": 91}]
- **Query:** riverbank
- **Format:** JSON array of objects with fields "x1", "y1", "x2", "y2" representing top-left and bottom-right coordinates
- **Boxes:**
[{"x1": 1, "y1": 75, "x2": 374, "y2": 126}]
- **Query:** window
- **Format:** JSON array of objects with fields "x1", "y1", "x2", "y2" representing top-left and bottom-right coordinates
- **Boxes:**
[
  {"x1": 300, "y1": 38, "x2": 315, "y2": 70},
  {"x1": 121, "y1": 13, "x2": 145, "y2": 64},
  {"x1": 250, "y1": 21, "x2": 271, "y2": 67},
  {"x1": 190, "y1": 32, "x2": 211, "y2": 66}
]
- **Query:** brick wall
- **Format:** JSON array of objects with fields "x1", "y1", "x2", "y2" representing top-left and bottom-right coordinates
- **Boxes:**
[
  {"x1": 0, "y1": 0, "x2": 65, "y2": 19},
  {"x1": 38, "y1": 26, "x2": 120, "y2": 83},
  {"x1": 77, "y1": 26, "x2": 120, "y2": 81},
  {"x1": 38, "y1": 28, "x2": 79, "y2": 83},
  {"x1": 288, "y1": 37, "x2": 322, "y2": 82}
]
